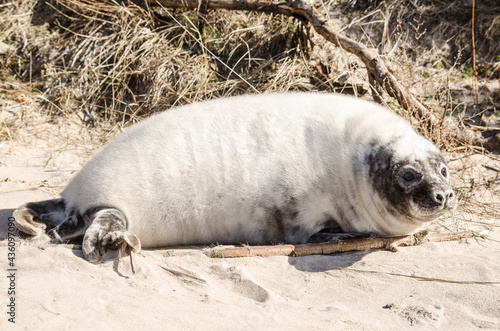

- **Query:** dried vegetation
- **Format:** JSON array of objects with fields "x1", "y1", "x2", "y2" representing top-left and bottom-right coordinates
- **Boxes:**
[{"x1": 0, "y1": 0, "x2": 499, "y2": 228}]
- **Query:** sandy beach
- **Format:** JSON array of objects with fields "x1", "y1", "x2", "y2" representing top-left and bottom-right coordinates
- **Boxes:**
[
  {"x1": 1, "y1": 113, "x2": 499, "y2": 330},
  {"x1": 1, "y1": 0, "x2": 499, "y2": 329}
]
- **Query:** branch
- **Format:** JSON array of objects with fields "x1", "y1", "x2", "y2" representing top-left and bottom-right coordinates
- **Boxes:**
[
  {"x1": 145, "y1": 0, "x2": 435, "y2": 122},
  {"x1": 63, "y1": 0, "x2": 500, "y2": 151},
  {"x1": 203, "y1": 231, "x2": 480, "y2": 258}
]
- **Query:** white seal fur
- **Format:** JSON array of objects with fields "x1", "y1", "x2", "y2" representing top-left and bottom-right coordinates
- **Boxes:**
[{"x1": 13, "y1": 93, "x2": 457, "y2": 262}]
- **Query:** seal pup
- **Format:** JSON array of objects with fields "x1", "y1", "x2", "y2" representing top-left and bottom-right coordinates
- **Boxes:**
[{"x1": 13, "y1": 93, "x2": 457, "y2": 262}]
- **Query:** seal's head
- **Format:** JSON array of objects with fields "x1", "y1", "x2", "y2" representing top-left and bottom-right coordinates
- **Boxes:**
[{"x1": 366, "y1": 134, "x2": 457, "y2": 231}]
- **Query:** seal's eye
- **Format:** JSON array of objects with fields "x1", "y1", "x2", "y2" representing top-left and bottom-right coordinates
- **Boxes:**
[
  {"x1": 403, "y1": 171, "x2": 416, "y2": 182},
  {"x1": 397, "y1": 168, "x2": 422, "y2": 190},
  {"x1": 441, "y1": 167, "x2": 447, "y2": 177}
]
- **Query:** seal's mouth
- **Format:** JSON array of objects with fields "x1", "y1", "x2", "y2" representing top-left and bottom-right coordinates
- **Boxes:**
[{"x1": 408, "y1": 196, "x2": 457, "y2": 221}]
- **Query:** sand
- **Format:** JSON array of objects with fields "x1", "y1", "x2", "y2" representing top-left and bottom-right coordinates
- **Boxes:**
[{"x1": 1, "y1": 113, "x2": 499, "y2": 330}]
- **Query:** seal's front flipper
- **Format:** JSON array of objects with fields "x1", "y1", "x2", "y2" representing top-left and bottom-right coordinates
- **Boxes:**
[
  {"x1": 82, "y1": 208, "x2": 141, "y2": 263},
  {"x1": 308, "y1": 231, "x2": 376, "y2": 243},
  {"x1": 13, "y1": 199, "x2": 66, "y2": 237}
]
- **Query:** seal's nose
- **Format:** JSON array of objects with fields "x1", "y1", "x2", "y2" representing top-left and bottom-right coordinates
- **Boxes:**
[{"x1": 433, "y1": 189, "x2": 454, "y2": 206}]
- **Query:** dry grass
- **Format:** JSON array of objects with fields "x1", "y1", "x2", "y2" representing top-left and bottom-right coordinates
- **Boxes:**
[
  {"x1": 1, "y1": 0, "x2": 319, "y2": 127},
  {"x1": 0, "y1": 0, "x2": 499, "y2": 227}
]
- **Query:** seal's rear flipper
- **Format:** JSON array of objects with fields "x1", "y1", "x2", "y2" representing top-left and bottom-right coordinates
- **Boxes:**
[
  {"x1": 82, "y1": 208, "x2": 141, "y2": 263},
  {"x1": 13, "y1": 199, "x2": 66, "y2": 237}
]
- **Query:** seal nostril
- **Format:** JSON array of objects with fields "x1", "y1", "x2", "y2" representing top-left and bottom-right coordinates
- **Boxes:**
[
  {"x1": 448, "y1": 192, "x2": 454, "y2": 200},
  {"x1": 435, "y1": 194, "x2": 444, "y2": 203}
]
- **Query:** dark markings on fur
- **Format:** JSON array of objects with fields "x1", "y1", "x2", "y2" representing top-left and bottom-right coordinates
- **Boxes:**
[
  {"x1": 48, "y1": 209, "x2": 86, "y2": 241},
  {"x1": 13, "y1": 198, "x2": 70, "y2": 239},
  {"x1": 262, "y1": 190, "x2": 301, "y2": 243},
  {"x1": 411, "y1": 152, "x2": 454, "y2": 211},
  {"x1": 24, "y1": 198, "x2": 66, "y2": 227},
  {"x1": 268, "y1": 207, "x2": 286, "y2": 242},
  {"x1": 335, "y1": 205, "x2": 348, "y2": 228},
  {"x1": 308, "y1": 217, "x2": 345, "y2": 243},
  {"x1": 309, "y1": 231, "x2": 373, "y2": 243},
  {"x1": 23, "y1": 198, "x2": 66, "y2": 216},
  {"x1": 365, "y1": 140, "x2": 410, "y2": 217},
  {"x1": 411, "y1": 182, "x2": 442, "y2": 209},
  {"x1": 321, "y1": 217, "x2": 343, "y2": 233},
  {"x1": 365, "y1": 140, "x2": 454, "y2": 219},
  {"x1": 287, "y1": 224, "x2": 303, "y2": 239}
]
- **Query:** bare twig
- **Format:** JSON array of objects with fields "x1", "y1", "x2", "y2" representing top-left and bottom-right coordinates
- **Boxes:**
[
  {"x1": 129, "y1": 248, "x2": 136, "y2": 274},
  {"x1": 484, "y1": 60, "x2": 489, "y2": 101},
  {"x1": 471, "y1": 0, "x2": 478, "y2": 104},
  {"x1": 159, "y1": 265, "x2": 207, "y2": 283},
  {"x1": 204, "y1": 231, "x2": 480, "y2": 258}
]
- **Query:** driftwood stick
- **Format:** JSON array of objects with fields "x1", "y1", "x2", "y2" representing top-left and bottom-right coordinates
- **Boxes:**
[{"x1": 203, "y1": 231, "x2": 479, "y2": 258}]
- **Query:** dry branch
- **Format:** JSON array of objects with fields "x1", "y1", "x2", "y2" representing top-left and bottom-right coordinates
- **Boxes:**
[
  {"x1": 134, "y1": 0, "x2": 498, "y2": 151},
  {"x1": 59, "y1": 0, "x2": 499, "y2": 151},
  {"x1": 144, "y1": 0, "x2": 435, "y2": 122},
  {"x1": 203, "y1": 231, "x2": 479, "y2": 258}
]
